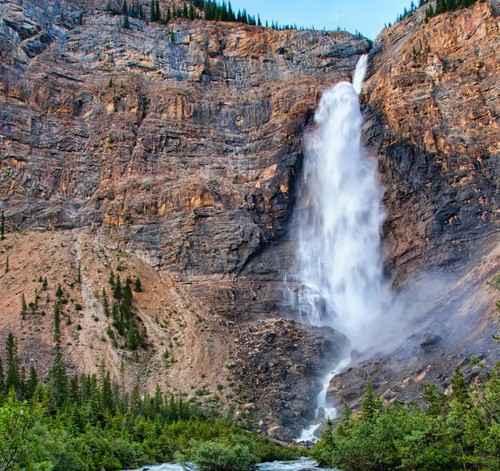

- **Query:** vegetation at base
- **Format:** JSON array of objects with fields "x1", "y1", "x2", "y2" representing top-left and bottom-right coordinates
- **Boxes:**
[
  {"x1": 311, "y1": 365, "x2": 500, "y2": 471},
  {"x1": 186, "y1": 441, "x2": 256, "y2": 471},
  {"x1": 0, "y1": 331, "x2": 298, "y2": 470}
]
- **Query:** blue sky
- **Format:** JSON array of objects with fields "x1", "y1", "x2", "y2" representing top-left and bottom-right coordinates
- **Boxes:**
[{"x1": 228, "y1": 0, "x2": 413, "y2": 38}]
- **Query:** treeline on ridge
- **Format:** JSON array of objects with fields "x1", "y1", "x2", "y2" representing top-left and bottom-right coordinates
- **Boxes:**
[
  {"x1": 389, "y1": 0, "x2": 484, "y2": 27},
  {"x1": 108, "y1": 0, "x2": 301, "y2": 31}
]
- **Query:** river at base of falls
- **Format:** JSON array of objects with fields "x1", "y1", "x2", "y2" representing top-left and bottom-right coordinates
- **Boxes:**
[{"x1": 125, "y1": 458, "x2": 338, "y2": 471}]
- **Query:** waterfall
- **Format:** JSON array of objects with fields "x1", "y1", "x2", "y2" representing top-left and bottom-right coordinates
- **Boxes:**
[{"x1": 294, "y1": 55, "x2": 388, "y2": 441}]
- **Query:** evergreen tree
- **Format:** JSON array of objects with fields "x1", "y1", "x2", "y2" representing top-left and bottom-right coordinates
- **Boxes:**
[
  {"x1": 102, "y1": 288, "x2": 110, "y2": 316},
  {"x1": 0, "y1": 358, "x2": 4, "y2": 396},
  {"x1": 121, "y1": 0, "x2": 130, "y2": 28},
  {"x1": 25, "y1": 366, "x2": 38, "y2": 400},
  {"x1": 149, "y1": 0, "x2": 155, "y2": 21},
  {"x1": 20, "y1": 294, "x2": 27, "y2": 320},
  {"x1": 5, "y1": 333, "x2": 19, "y2": 396},
  {"x1": 49, "y1": 301, "x2": 68, "y2": 410},
  {"x1": 155, "y1": 0, "x2": 161, "y2": 21},
  {"x1": 360, "y1": 381, "x2": 382, "y2": 420},
  {"x1": 0, "y1": 211, "x2": 5, "y2": 241},
  {"x1": 134, "y1": 276, "x2": 143, "y2": 292},
  {"x1": 69, "y1": 375, "x2": 80, "y2": 405},
  {"x1": 113, "y1": 276, "x2": 122, "y2": 300}
]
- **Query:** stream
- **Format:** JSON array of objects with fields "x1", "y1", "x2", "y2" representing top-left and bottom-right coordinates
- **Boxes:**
[{"x1": 126, "y1": 458, "x2": 337, "y2": 470}]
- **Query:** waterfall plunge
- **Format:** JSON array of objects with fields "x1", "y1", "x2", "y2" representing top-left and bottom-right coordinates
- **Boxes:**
[
  {"x1": 295, "y1": 55, "x2": 389, "y2": 441},
  {"x1": 295, "y1": 54, "x2": 386, "y2": 347}
]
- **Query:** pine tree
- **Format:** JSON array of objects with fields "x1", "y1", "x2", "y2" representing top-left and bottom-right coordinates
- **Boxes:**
[
  {"x1": 102, "y1": 288, "x2": 110, "y2": 316},
  {"x1": 122, "y1": 0, "x2": 130, "y2": 28},
  {"x1": 69, "y1": 375, "x2": 80, "y2": 404},
  {"x1": 100, "y1": 370, "x2": 115, "y2": 413},
  {"x1": 451, "y1": 369, "x2": 468, "y2": 403},
  {"x1": 155, "y1": 0, "x2": 161, "y2": 21},
  {"x1": 150, "y1": 0, "x2": 156, "y2": 21},
  {"x1": 25, "y1": 366, "x2": 38, "y2": 400},
  {"x1": 361, "y1": 381, "x2": 382, "y2": 420},
  {"x1": 113, "y1": 276, "x2": 122, "y2": 300},
  {"x1": 21, "y1": 294, "x2": 27, "y2": 319},
  {"x1": 5, "y1": 333, "x2": 19, "y2": 395},
  {"x1": 0, "y1": 357, "x2": 4, "y2": 396},
  {"x1": 134, "y1": 276, "x2": 143, "y2": 292},
  {"x1": 49, "y1": 300, "x2": 68, "y2": 409},
  {"x1": 0, "y1": 211, "x2": 5, "y2": 241}
]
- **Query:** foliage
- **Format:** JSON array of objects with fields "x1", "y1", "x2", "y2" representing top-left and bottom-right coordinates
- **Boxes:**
[
  {"x1": 107, "y1": 0, "x2": 301, "y2": 31},
  {"x1": 0, "y1": 392, "x2": 38, "y2": 471},
  {"x1": 389, "y1": 0, "x2": 483, "y2": 27},
  {"x1": 312, "y1": 364, "x2": 500, "y2": 470},
  {"x1": 188, "y1": 441, "x2": 256, "y2": 471},
  {"x1": 0, "y1": 211, "x2": 4, "y2": 241},
  {"x1": 0, "y1": 331, "x2": 297, "y2": 470},
  {"x1": 426, "y1": 0, "x2": 483, "y2": 18},
  {"x1": 108, "y1": 274, "x2": 146, "y2": 350}
]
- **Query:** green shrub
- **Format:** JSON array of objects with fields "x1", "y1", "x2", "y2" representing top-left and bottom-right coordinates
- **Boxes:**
[
  {"x1": 190, "y1": 441, "x2": 256, "y2": 471},
  {"x1": 312, "y1": 363, "x2": 500, "y2": 471}
]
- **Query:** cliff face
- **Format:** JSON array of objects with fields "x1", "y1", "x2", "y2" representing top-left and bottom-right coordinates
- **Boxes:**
[
  {"x1": 365, "y1": 1, "x2": 498, "y2": 279},
  {"x1": 0, "y1": 0, "x2": 498, "y2": 438},
  {"x1": 0, "y1": 0, "x2": 367, "y2": 439},
  {"x1": 330, "y1": 1, "x2": 499, "y2": 410}
]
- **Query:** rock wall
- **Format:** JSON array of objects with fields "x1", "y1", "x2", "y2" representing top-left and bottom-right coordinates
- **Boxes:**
[
  {"x1": 329, "y1": 1, "x2": 499, "y2": 412},
  {"x1": 0, "y1": 0, "x2": 367, "y2": 438},
  {"x1": 364, "y1": 1, "x2": 498, "y2": 279}
]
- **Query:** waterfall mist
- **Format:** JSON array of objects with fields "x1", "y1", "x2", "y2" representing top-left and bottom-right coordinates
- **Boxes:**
[{"x1": 294, "y1": 55, "x2": 390, "y2": 351}]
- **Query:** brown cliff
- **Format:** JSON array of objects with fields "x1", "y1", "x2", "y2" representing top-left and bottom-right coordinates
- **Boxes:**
[{"x1": 328, "y1": 1, "x2": 499, "y2": 411}]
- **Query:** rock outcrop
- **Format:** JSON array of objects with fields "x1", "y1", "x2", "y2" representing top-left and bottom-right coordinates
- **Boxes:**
[
  {"x1": 233, "y1": 319, "x2": 347, "y2": 440},
  {"x1": 327, "y1": 1, "x2": 499, "y2": 410},
  {"x1": 365, "y1": 1, "x2": 498, "y2": 280}
]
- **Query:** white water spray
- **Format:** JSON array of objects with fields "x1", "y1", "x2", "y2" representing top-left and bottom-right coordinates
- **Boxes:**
[{"x1": 294, "y1": 55, "x2": 389, "y2": 440}]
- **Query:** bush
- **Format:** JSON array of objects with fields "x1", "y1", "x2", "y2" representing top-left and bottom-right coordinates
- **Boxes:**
[
  {"x1": 312, "y1": 363, "x2": 500, "y2": 471},
  {"x1": 190, "y1": 441, "x2": 256, "y2": 471}
]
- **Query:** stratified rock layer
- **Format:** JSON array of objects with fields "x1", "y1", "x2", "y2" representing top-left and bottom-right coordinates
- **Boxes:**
[
  {"x1": 0, "y1": 0, "x2": 369, "y2": 438},
  {"x1": 365, "y1": 1, "x2": 498, "y2": 278},
  {"x1": 328, "y1": 1, "x2": 499, "y2": 410}
]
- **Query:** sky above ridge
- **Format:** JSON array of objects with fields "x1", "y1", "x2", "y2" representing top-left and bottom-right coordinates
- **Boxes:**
[{"x1": 227, "y1": 0, "x2": 413, "y2": 38}]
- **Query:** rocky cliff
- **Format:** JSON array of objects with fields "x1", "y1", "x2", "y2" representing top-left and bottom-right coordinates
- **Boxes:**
[
  {"x1": 0, "y1": 0, "x2": 498, "y2": 439},
  {"x1": 0, "y1": 0, "x2": 367, "y2": 439},
  {"x1": 330, "y1": 0, "x2": 499, "y2": 411}
]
